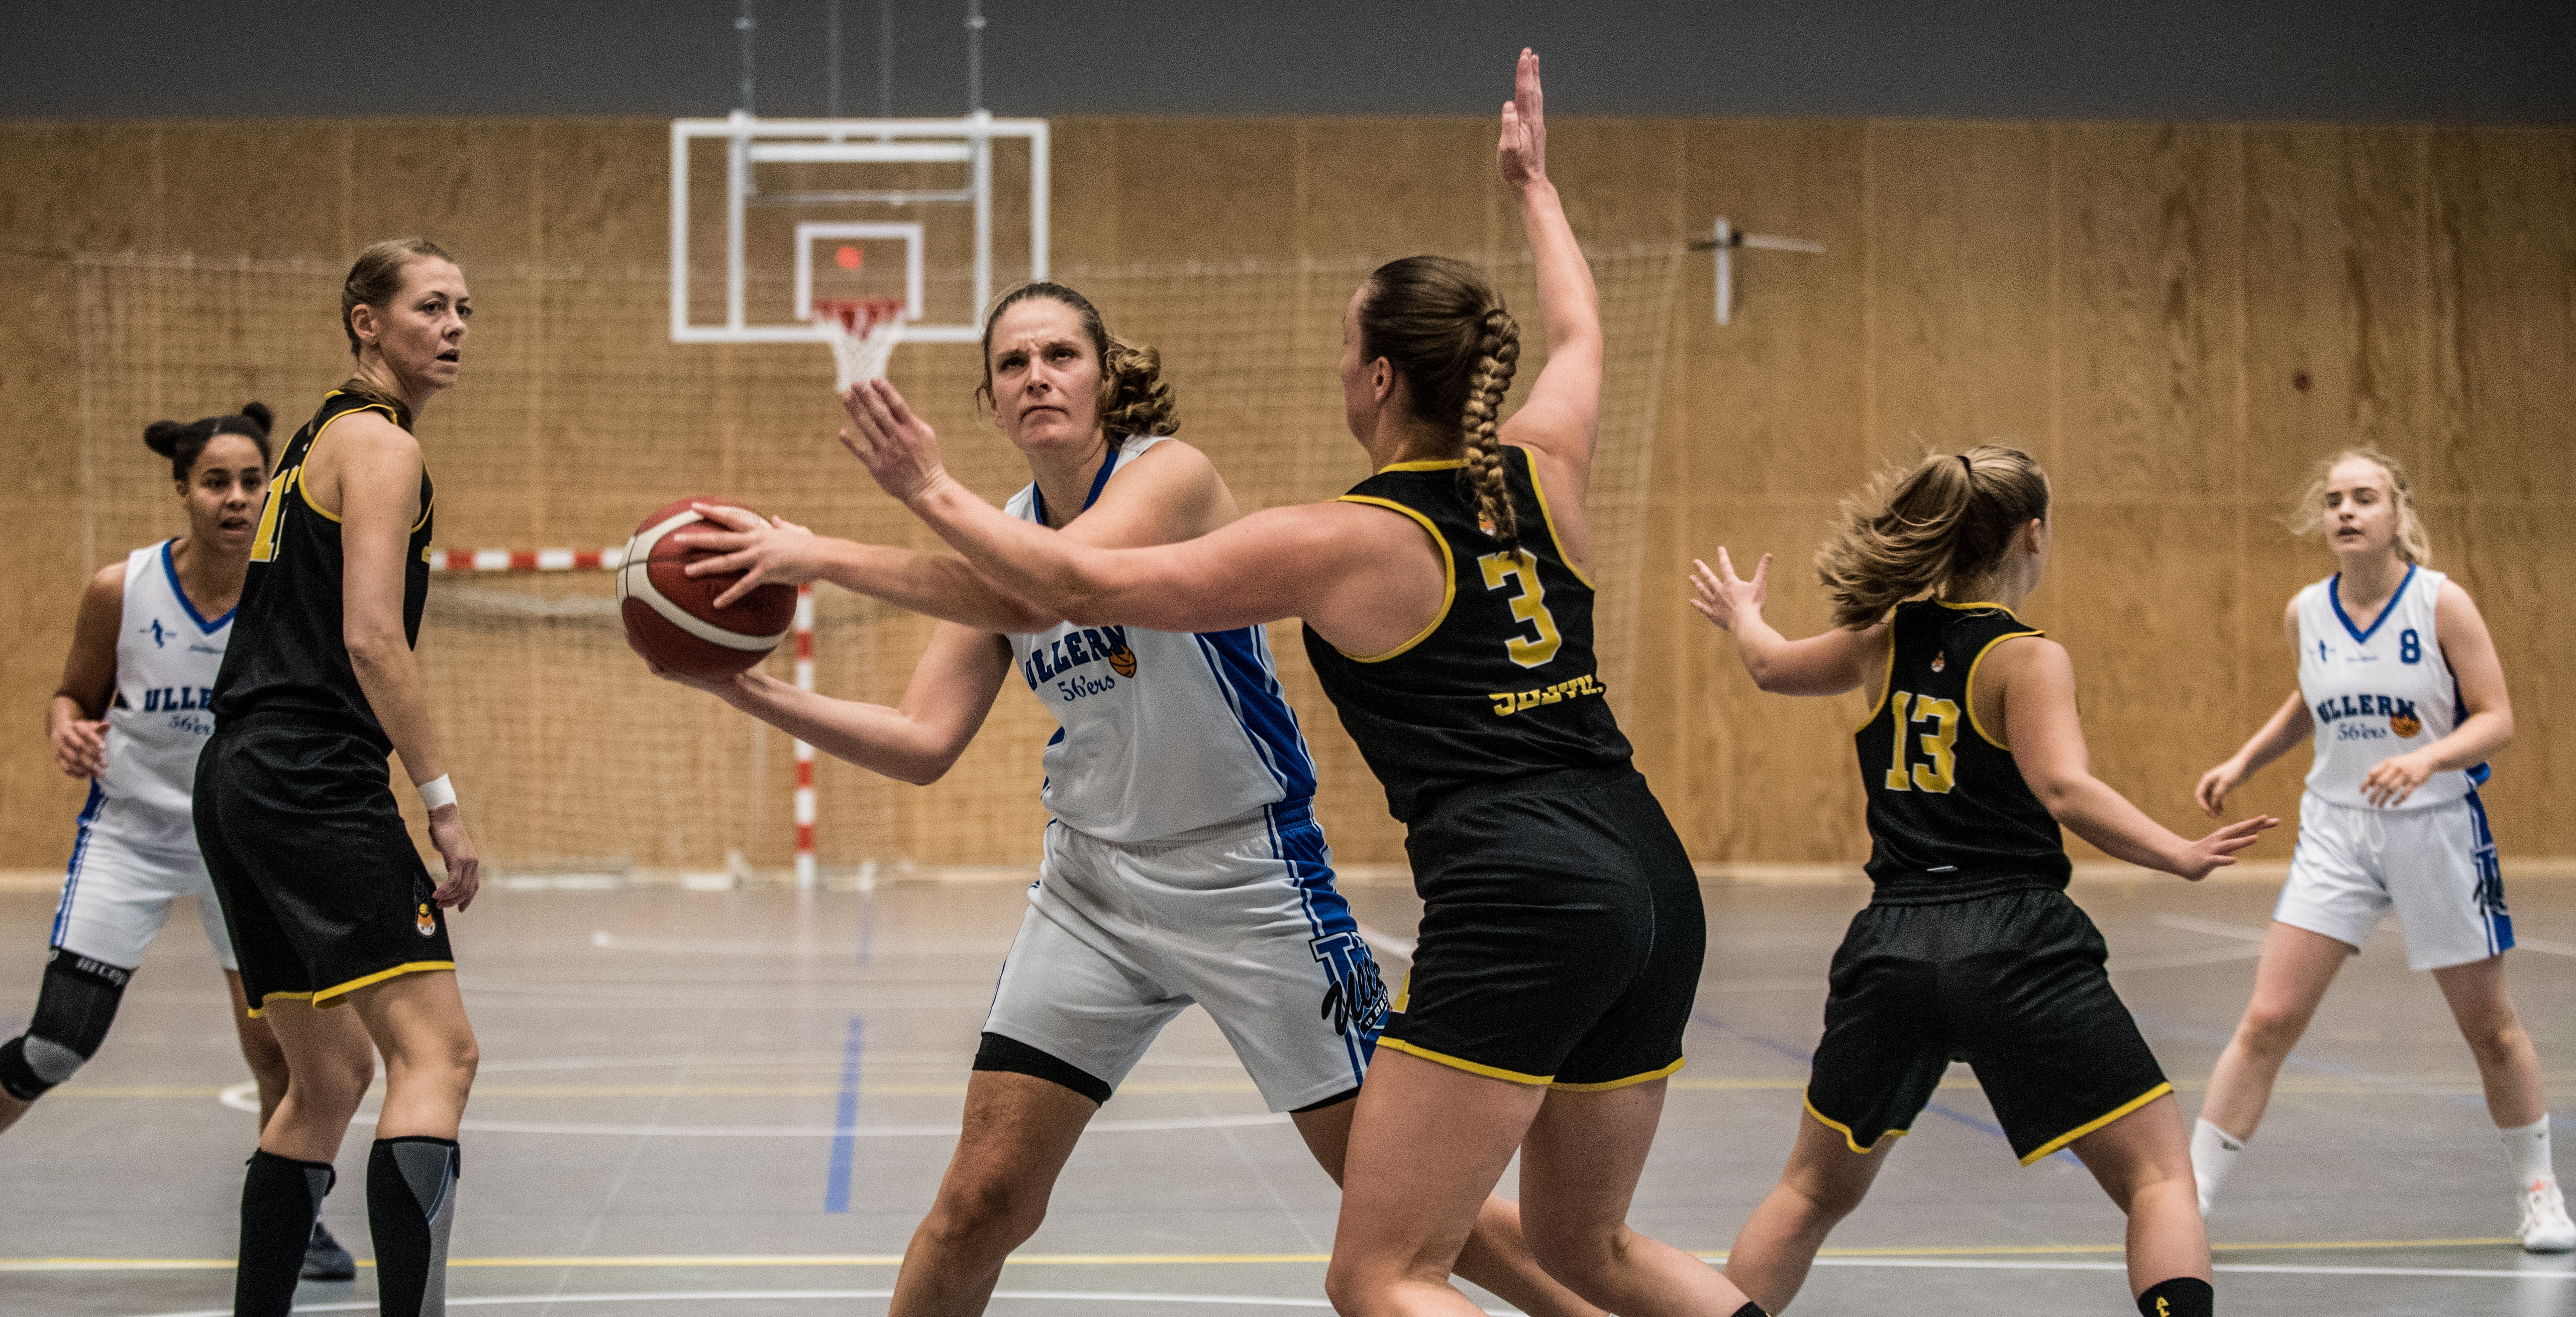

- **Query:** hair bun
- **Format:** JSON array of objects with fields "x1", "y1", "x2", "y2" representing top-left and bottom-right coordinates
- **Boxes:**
[
  {"x1": 240, "y1": 401, "x2": 273, "y2": 434},
  {"x1": 143, "y1": 419, "x2": 190, "y2": 457}
]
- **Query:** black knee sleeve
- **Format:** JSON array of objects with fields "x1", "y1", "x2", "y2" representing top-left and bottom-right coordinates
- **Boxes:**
[
  {"x1": 2137, "y1": 1276, "x2": 2214, "y2": 1317},
  {"x1": 0, "y1": 949, "x2": 131, "y2": 1101}
]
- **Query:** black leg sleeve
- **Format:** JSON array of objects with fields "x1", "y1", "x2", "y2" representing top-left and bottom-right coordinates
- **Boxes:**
[
  {"x1": 236, "y1": 1149, "x2": 333, "y2": 1317},
  {"x1": 369, "y1": 1136, "x2": 461, "y2": 1317}
]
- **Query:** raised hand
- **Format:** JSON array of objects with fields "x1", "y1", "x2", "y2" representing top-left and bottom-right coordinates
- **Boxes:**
[
  {"x1": 678, "y1": 503, "x2": 826, "y2": 608},
  {"x1": 1498, "y1": 47, "x2": 1548, "y2": 189},
  {"x1": 1494, "y1": 48, "x2": 1545, "y2": 189},
  {"x1": 52, "y1": 717, "x2": 108, "y2": 778},
  {"x1": 840, "y1": 379, "x2": 955, "y2": 507},
  {"x1": 1688, "y1": 548, "x2": 1771, "y2": 633},
  {"x1": 2174, "y1": 813, "x2": 2280, "y2": 882}
]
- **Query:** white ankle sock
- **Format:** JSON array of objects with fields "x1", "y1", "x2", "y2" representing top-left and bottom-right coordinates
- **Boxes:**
[
  {"x1": 2501, "y1": 1117, "x2": 2555, "y2": 1190},
  {"x1": 2191, "y1": 1118, "x2": 2245, "y2": 1215}
]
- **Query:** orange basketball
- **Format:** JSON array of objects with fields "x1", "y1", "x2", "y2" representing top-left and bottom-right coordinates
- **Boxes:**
[{"x1": 615, "y1": 497, "x2": 797, "y2": 680}]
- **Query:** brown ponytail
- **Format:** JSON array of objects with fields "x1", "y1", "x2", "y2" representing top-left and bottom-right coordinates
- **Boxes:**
[
  {"x1": 1459, "y1": 307, "x2": 1523, "y2": 540},
  {"x1": 1357, "y1": 256, "x2": 1521, "y2": 541},
  {"x1": 1814, "y1": 445, "x2": 2051, "y2": 629}
]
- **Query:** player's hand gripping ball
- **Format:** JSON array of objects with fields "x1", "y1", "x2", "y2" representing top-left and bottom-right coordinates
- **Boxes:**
[{"x1": 617, "y1": 497, "x2": 798, "y2": 679}]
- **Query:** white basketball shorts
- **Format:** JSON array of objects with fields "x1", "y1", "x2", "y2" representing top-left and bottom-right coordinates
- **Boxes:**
[
  {"x1": 52, "y1": 795, "x2": 237, "y2": 972},
  {"x1": 2276, "y1": 790, "x2": 2511, "y2": 972},
  {"x1": 983, "y1": 800, "x2": 1386, "y2": 1113}
]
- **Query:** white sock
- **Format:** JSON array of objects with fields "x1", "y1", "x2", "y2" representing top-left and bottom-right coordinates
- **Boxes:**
[
  {"x1": 2191, "y1": 1118, "x2": 2245, "y2": 1216},
  {"x1": 2502, "y1": 1117, "x2": 2556, "y2": 1191}
]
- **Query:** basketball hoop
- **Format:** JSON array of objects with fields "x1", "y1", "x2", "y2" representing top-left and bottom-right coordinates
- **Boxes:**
[{"x1": 813, "y1": 297, "x2": 908, "y2": 391}]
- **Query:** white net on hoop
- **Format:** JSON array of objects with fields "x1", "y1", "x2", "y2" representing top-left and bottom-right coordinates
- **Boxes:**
[{"x1": 816, "y1": 298, "x2": 909, "y2": 392}]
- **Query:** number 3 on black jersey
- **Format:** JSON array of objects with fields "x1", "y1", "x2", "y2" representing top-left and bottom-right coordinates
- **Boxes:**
[
  {"x1": 1883, "y1": 691, "x2": 1959, "y2": 793},
  {"x1": 1478, "y1": 551, "x2": 1563, "y2": 669}
]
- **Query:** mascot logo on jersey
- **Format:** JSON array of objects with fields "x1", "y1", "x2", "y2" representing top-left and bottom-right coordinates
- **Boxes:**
[
  {"x1": 1930, "y1": 652, "x2": 1946, "y2": 674},
  {"x1": 416, "y1": 903, "x2": 437, "y2": 937}
]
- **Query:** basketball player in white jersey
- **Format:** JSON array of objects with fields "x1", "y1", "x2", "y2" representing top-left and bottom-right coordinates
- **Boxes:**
[
  {"x1": 2191, "y1": 447, "x2": 2570, "y2": 1251},
  {"x1": 658, "y1": 285, "x2": 1595, "y2": 1317},
  {"x1": 2, "y1": 405, "x2": 366, "y2": 1278}
]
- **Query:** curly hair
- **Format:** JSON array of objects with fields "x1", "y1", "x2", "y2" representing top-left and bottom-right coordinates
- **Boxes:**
[
  {"x1": 978, "y1": 281, "x2": 1178, "y2": 444},
  {"x1": 2289, "y1": 447, "x2": 2431, "y2": 565},
  {"x1": 1358, "y1": 256, "x2": 1521, "y2": 541},
  {"x1": 1814, "y1": 445, "x2": 2052, "y2": 629}
]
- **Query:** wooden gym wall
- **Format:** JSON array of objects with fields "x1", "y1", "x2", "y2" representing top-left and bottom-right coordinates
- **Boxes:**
[{"x1": 0, "y1": 117, "x2": 2567, "y2": 873}]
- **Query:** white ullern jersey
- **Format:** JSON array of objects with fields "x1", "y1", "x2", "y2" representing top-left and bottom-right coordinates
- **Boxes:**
[
  {"x1": 2296, "y1": 564, "x2": 2482, "y2": 812},
  {"x1": 96, "y1": 540, "x2": 232, "y2": 851},
  {"x1": 1003, "y1": 437, "x2": 1317, "y2": 843}
]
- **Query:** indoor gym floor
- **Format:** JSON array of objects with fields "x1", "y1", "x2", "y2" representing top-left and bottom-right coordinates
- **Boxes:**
[{"x1": 5, "y1": 868, "x2": 2574, "y2": 1316}]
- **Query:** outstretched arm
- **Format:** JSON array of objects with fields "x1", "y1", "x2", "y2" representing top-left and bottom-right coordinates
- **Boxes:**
[
  {"x1": 837, "y1": 377, "x2": 1444, "y2": 656},
  {"x1": 657, "y1": 621, "x2": 1011, "y2": 786},
  {"x1": 680, "y1": 435, "x2": 1240, "y2": 634},
  {"x1": 1494, "y1": 50, "x2": 1604, "y2": 509},
  {"x1": 1688, "y1": 550, "x2": 1884, "y2": 697},
  {"x1": 1995, "y1": 636, "x2": 2277, "y2": 879}
]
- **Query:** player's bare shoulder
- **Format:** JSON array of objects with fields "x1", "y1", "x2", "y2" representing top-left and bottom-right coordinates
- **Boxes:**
[{"x1": 1113, "y1": 438, "x2": 1238, "y2": 532}]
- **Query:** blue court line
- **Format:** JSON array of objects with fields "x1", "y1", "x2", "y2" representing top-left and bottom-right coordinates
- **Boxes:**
[
  {"x1": 2135, "y1": 1014, "x2": 2576, "y2": 1134},
  {"x1": 824, "y1": 1017, "x2": 864, "y2": 1213},
  {"x1": 1689, "y1": 1009, "x2": 2083, "y2": 1165}
]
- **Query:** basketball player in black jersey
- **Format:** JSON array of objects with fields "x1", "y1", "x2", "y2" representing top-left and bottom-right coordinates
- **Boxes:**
[
  {"x1": 1689, "y1": 446, "x2": 2278, "y2": 1317},
  {"x1": 842, "y1": 51, "x2": 1762, "y2": 1317},
  {"x1": 197, "y1": 238, "x2": 483, "y2": 1317}
]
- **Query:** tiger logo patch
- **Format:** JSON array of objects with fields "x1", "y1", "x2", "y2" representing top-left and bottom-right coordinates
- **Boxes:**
[
  {"x1": 416, "y1": 903, "x2": 437, "y2": 937},
  {"x1": 1930, "y1": 652, "x2": 1946, "y2": 674}
]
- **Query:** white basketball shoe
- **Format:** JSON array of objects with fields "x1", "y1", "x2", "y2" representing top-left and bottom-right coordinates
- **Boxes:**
[{"x1": 2520, "y1": 1178, "x2": 2576, "y2": 1254}]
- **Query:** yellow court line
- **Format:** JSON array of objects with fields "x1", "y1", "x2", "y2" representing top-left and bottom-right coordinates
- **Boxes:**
[{"x1": 1, "y1": 1239, "x2": 2524, "y2": 1272}]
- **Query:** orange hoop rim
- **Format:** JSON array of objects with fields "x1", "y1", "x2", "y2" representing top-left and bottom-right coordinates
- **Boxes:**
[{"x1": 813, "y1": 297, "x2": 908, "y2": 334}]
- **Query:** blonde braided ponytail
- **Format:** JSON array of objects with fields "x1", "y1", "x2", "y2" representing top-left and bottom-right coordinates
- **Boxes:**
[{"x1": 1460, "y1": 306, "x2": 1522, "y2": 541}]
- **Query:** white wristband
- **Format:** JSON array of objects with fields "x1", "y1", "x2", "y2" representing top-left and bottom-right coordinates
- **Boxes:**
[{"x1": 417, "y1": 774, "x2": 458, "y2": 812}]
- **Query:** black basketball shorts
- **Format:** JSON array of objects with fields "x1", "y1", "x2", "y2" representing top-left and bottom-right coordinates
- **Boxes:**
[
  {"x1": 1805, "y1": 884, "x2": 2170, "y2": 1165},
  {"x1": 194, "y1": 717, "x2": 453, "y2": 1014},
  {"x1": 1378, "y1": 766, "x2": 1704, "y2": 1090}
]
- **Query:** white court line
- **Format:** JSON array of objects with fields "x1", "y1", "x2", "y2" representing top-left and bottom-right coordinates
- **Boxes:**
[
  {"x1": 101, "y1": 1257, "x2": 2576, "y2": 1317},
  {"x1": 1355, "y1": 922, "x2": 1413, "y2": 960},
  {"x1": 214, "y1": 1082, "x2": 1287, "y2": 1139}
]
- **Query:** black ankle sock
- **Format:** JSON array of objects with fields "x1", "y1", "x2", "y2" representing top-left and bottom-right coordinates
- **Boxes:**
[
  {"x1": 2137, "y1": 1275, "x2": 2214, "y2": 1317},
  {"x1": 1731, "y1": 1303, "x2": 1769, "y2": 1317},
  {"x1": 237, "y1": 1149, "x2": 333, "y2": 1316},
  {"x1": 368, "y1": 1137, "x2": 461, "y2": 1317}
]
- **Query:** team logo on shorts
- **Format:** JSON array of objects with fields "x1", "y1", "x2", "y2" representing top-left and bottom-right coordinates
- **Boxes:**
[
  {"x1": 416, "y1": 903, "x2": 437, "y2": 937},
  {"x1": 1311, "y1": 932, "x2": 1390, "y2": 1040},
  {"x1": 2390, "y1": 709, "x2": 2421, "y2": 737},
  {"x1": 1107, "y1": 645, "x2": 1137, "y2": 678},
  {"x1": 1929, "y1": 652, "x2": 1946, "y2": 674}
]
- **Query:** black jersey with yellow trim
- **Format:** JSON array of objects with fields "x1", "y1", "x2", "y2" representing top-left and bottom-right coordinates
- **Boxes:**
[
  {"x1": 1854, "y1": 598, "x2": 2069, "y2": 895},
  {"x1": 1301, "y1": 445, "x2": 1630, "y2": 823},
  {"x1": 211, "y1": 386, "x2": 435, "y2": 752}
]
